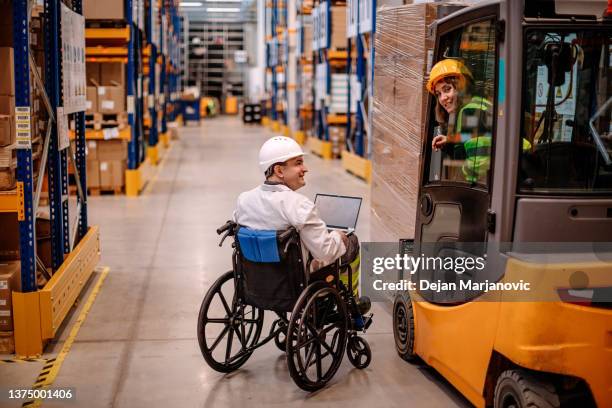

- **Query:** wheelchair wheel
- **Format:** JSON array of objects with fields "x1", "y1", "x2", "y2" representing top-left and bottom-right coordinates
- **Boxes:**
[
  {"x1": 197, "y1": 271, "x2": 264, "y2": 373},
  {"x1": 286, "y1": 283, "x2": 348, "y2": 392},
  {"x1": 346, "y1": 334, "x2": 371, "y2": 369}
]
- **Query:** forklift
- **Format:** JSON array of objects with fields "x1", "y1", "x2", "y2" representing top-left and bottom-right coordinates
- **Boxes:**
[{"x1": 393, "y1": 1, "x2": 612, "y2": 407}]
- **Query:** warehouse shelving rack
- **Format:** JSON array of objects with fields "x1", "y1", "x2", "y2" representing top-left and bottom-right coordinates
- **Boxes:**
[
  {"x1": 4, "y1": 0, "x2": 100, "y2": 357},
  {"x1": 294, "y1": 4, "x2": 313, "y2": 146},
  {"x1": 187, "y1": 22, "x2": 246, "y2": 106},
  {"x1": 144, "y1": 0, "x2": 161, "y2": 167},
  {"x1": 265, "y1": 0, "x2": 286, "y2": 133},
  {"x1": 84, "y1": 0, "x2": 154, "y2": 196},
  {"x1": 342, "y1": 0, "x2": 375, "y2": 182},
  {"x1": 307, "y1": 0, "x2": 348, "y2": 160}
]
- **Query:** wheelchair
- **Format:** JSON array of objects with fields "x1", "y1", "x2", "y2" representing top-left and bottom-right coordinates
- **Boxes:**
[{"x1": 197, "y1": 220, "x2": 373, "y2": 391}]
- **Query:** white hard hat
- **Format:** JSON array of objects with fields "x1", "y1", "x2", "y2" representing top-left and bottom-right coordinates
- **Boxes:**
[{"x1": 258, "y1": 136, "x2": 306, "y2": 173}]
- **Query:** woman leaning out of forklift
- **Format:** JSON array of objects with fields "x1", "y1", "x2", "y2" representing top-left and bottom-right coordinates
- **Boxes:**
[{"x1": 428, "y1": 59, "x2": 531, "y2": 183}]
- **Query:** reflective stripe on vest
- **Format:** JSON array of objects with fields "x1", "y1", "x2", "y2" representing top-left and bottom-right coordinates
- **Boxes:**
[
  {"x1": 455, "y1": 96, "x2": 493, "y2": 135},
  {"x1": 462, "y1": 136, "x2": 492, "y2": 183}
]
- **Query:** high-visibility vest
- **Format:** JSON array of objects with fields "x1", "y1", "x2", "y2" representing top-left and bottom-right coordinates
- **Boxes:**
[
  {"x1": 455, "y1": 96, "x2": 493, "y2": 138},
  {"x1": 456, "y1": 96, "x2": 532, "y2": 183}
]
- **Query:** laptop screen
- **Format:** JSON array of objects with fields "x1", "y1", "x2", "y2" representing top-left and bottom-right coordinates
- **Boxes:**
[{"x1": 314, "y1": 194, "x2": 362, "y2": 230}]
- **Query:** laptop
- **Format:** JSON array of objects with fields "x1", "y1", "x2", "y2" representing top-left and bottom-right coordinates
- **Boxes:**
[{"x1": 314, "y1": 194, "x2": 362, "y2": 233}]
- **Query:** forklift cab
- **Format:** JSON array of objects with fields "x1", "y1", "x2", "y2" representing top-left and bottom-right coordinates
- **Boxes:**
[{"x1": 393, "y1": 1, "x2": 612, "y2": 407}]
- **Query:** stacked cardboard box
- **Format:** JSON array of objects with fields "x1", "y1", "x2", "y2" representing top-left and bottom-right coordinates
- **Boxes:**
[
  {"x1": 0, "y1": 5, "x2": 47, "y2": 191},
  {"x1": 87, "y1": 139, "x2": 126, "y2": 192},
  {"x1": 0, "y1": 262, "x2": 20, "y2": 330},
  {"x1": 84, "y1": 0, "x2": 125, "y2": 20},
  {"x1": 303, "y1": 25, "x2": 313, "y2": 56},
  {"x1": 0, "y1": 47, "x2": 16, "y2": 191},
  {"x1": 330, "y1": 6, "x2": 347, "y2": 50},
  {"x1": 0, "y1": 254, "x2": 20, "y2": 353},
  {"x1": 86, "y1": 62, "x2": 126, "y2": 116},
  {"x1": 371, "y1": 3, "x2": 464, "y2": 242}
]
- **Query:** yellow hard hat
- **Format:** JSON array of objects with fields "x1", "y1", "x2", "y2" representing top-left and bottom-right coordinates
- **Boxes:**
[{"x1": 426, "y1": 59, "x2": 473, "y2": 94}]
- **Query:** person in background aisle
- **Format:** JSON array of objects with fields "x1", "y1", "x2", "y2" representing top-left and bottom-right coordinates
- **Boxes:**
[{"x1": 233, "y1": 136, "x2": 368, "y2": 318}]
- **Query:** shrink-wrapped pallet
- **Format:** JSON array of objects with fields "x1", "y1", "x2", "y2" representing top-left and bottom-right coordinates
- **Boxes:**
[{"x1": 371, "y1": 3, "x2": 465, "y2": 242}]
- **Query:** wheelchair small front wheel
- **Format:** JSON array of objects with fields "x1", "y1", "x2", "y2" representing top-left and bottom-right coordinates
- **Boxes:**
[
  {"x1": 273, "y1": 317, "x2": 290, "y2": 352},
  {"x1": 197, "y1": 271, "x2": 264, "y2": 373},
  {"x1": 346, "y1": 334, "x2": 371, "y2": 369},
  {"x1": 286, "y1": 284, "x2": 348, "y2": 392}
]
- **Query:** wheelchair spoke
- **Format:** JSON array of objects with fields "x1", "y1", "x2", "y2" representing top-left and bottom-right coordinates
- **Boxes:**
[
  {"x1": 295, "y1": 335, "x2": 317, "y2": 351},
  {"x1": 315, "y1": 343, "x2": 323, "y2": 381},
  {"x1": 217, "y1": 290, "x2": 232, "y2": 316},
  {"x1": 307, "y1": 350, "x2": 332, "y2": 368},
  {"x1": 225, "y1": 326, "x2": 235, "y2": 363},
  {"x1": 304, "y1": 342, "x2": 316, "y2": 371},
  {"x1": 206, "y1": 318, "x2": 230, "y2": 324},
  {"x1": 209, "y1": 324, "x2": 230, "y2": 352}
]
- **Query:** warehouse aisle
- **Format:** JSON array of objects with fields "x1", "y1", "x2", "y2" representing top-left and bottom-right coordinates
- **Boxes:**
[{"x1": 0, "y1": 117, "x2": 470, "y2": 408}]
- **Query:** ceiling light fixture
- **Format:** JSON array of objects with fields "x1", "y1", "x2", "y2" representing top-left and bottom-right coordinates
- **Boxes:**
[
  {"x1": 206, "y1": 0, "x2": 242, "y2": 2},
  {"x1": 179, "y1": 2, "x2": 203, "y2": 7},
  {"x1": 206, "y1": 7, "x2": 241, "y2": 12}
]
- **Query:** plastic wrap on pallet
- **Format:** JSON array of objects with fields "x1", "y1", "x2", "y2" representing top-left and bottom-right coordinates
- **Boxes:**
[{"x1": 370, "y1": 2, "x2": 466, "y2": 242}]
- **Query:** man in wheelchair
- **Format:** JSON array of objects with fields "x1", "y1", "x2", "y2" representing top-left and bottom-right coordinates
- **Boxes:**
[{"x1": 197, "y1": 136, "x2": 373, "y2": 392}]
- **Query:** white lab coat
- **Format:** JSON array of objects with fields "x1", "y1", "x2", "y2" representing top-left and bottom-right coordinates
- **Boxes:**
[{"x1": 233, "y1": 183, "x2": 346, "y2": 267}]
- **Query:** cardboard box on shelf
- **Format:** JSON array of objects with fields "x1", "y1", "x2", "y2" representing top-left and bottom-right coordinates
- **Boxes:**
[
  {"x1": 87, "y1": 159, "x2": 101, "y2": 188},
  {"x1": 0, "y1": 146, "x2": 16, "y2": 168},
  {"x1": 87, "y1": 140, "x2": 99, "y2": 160},
  {"x1": 330, "y1": 6, "x2": 347, "y2": 50},
  {"x1": 0, "y1": 48, "x2": 14, "y2": 96},
  {"x1": 98, "y1": 87, "x2": 125, "y2": 114},
  {"x1": 99, "y1": 160, "x2": 125, "y2": 189},
  {"x1": 303, "y1": 25, "x2": 313, "y2": 55},
  {"x1": 0, "y1": 168, "x2": 15, "y2": 191},
  {"x1": 86, "y1": 62, "x2": 101, "y2": 85},
  {"x1": 97, "y1": 139, "x2": 127, "y2": 161},
  {"x1": 83, "y1": 0, "x2": 125, "y2": 20},
  {"x1": 0, "y1": 260, "x2": 20, "y2": 331},
  {"x1": 86, "y1": 87, "x2": 98, "y2": 114},
  {"x1": 0, "y1": 115, "x2": 13, "y2": 147},
  {"x1": 0, "y1": 95, "x2": 14, "y2": 116},
  {"x1": 100, "y1": 63, "x2": 125, "y2": 86}
]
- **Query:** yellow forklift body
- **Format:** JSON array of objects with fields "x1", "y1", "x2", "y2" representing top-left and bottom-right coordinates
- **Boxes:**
[{"x1": 413, "y1": 257, "x2": 612, "y2": 407}]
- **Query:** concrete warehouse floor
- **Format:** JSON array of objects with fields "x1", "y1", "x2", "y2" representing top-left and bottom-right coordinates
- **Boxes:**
[{"x1": 0, "y1": 116, "x2": 471, "y2": 408}]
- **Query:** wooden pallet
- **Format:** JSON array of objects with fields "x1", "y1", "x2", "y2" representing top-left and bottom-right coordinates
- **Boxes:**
[
  {"x1": 88, "y1": 186, "x2": 123, "y2": 196},
  {"x1": 85, "y1": 113, "x2": 128, "y2": 130}
]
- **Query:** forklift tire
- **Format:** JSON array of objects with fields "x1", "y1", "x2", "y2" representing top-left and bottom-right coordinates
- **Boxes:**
[
  {"x1": 494, "y1": 369, "x2": 560, "y2": 408},
  {"x1": 393, "y1": 293, "x2": 418, "y2": 362}
]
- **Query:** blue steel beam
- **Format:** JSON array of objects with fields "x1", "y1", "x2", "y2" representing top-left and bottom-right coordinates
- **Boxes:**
[
  {"x1": 148, "y1": 0, "x2": 158, "y2": 148},
  {"x1": 354, "y1": 33, "x2": 365, "y2": 156},
  {"x1": 13, "y1": 0, "x2": 36, "y2": 292},
  {"x1": 45, "y1": 0, "x2": 68, "y2": 270},
  {"x1": 345, "y1": 36, "x2": 352, "y2": 151},
  {"x1": 126, "y1": 0, "x2": 139, "y2": 169},
  {"x1": 73, "y1": 0, "x2": 88, "y2": 241}
]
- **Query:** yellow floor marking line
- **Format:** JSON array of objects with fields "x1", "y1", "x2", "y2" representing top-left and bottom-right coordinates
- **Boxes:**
[
  {"x1": 21, "y1": 266, "x2": 110, "y2": 408},
  {"x1": 143, "y1": 141, "x2": 175, "y2": 196}
]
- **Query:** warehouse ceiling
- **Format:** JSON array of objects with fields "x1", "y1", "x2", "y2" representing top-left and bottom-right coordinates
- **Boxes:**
[{"x1": 180, "y1": 0, "x2": 257, "y2": 22}]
